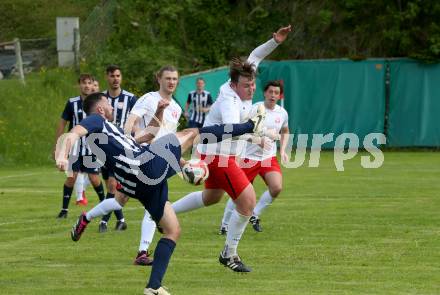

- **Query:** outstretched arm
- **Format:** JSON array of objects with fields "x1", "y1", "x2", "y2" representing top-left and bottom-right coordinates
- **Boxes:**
[
  {"x1": 247, "y1": 25, "x2": 292, "y2": 69},
  {"x1": 53, "y1": 119, "x2": 68, "y2": 159},
  {"x1": 55, "y1": 125, "x2": 88, "y2": 171},
  {"x1": 124, "y1": 113, "x2": 141, "y2": 135}
]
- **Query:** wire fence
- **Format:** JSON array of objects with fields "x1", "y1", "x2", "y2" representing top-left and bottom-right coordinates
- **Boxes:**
[
  {"x1": 0, "y1": 0, "x2": 116, "y2": 80},
  {"x1": 80, "y1": 0, "x2": 117, "y2": 61}
]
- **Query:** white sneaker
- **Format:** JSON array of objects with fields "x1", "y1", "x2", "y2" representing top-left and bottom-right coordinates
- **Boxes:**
[{"x1": 144, "y1": 287, "x2": 170, "y2": 295}]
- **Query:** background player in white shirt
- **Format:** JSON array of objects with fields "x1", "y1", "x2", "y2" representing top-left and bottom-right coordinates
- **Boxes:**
[
  {"x1": 124, "y1": 65, "x2": 182, "y2": 266},
  {"x1": 171, "y1": 25, "x2": 291, "y2": 272},
  {"x1": 220, "y1": 80, "x2": 290, "y2": 234}
]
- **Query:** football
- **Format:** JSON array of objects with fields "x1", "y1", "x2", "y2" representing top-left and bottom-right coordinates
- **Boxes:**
[{"x1": 182, "y1": 159, "x2": 209, "y2": 185}]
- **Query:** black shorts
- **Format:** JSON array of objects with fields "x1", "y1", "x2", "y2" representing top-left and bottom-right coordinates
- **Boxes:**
[
  {"x1": 118, "y1": 134, "x2": 182, "y2": 222},
  {"x1": 188, "y1": 120, "x2": 204, "y2": 128},
  {"x1": 69, "y1": 154, "x2": 100, "y2": 174},
  {"x1": 101, "y1": 165, "x2": 115, "y2": 180}
]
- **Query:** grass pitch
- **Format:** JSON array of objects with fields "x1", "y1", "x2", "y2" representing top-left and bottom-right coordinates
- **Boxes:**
[{"x1": 0, "y1": 151, "x2": 439, "y2": 294}]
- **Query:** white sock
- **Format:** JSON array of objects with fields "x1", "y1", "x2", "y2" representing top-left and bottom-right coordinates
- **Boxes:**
[
  {"x1": 222, "y1": 210, "x2": 250, "y2": 258},
  {"x1": 253, "y1": 190, "x2": 274, "y2": 218},
  {"x1": 139, "y1": 210, "x2": 156, "y2": 252},
  {"x1": 83, "y1": 175, "x2": 90, "y2": 188},
  {"x1": 221, "y1": 198, "x2": 236, "y2": 228},
  {"x1": 172, "y1": 191, "x2": 204, "y2": 213},
  {"x1": 86, "y1": 198, "x2": 122, "y2": 221},
  {"x1": 74, "y1": 173, "x2": 85, "y2": 201}
]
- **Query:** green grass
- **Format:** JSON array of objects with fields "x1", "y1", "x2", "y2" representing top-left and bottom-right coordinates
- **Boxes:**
[
  {"x1": 0, "y1": 151, "x2": 439, "y2": 294},
  {"x1": 0, "y1": 69, "x2": 80, "y2": 166}
]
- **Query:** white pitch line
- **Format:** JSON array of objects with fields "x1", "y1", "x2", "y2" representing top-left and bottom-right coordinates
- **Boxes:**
[
  {"x1": 0, "y1": 171, "x2": 58, "y2": 180},
  {"x1": 0, "y1": 188, "x2": 193, "y2": 195},
  {"x1": 0, "y1": 206, "x2": 147, "y2": 227}
]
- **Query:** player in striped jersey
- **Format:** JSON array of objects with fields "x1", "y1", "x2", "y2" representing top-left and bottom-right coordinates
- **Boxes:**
[
  {"x1": 73, "y1": 77, "x2": 100, "y2": 206},
  {"x1": 220, "y1": 80, "x2": 290, "y2": 234},
  {"x1": 184, "y1": 78, "x2": 213, "y2": 128},
  {"x1": 55, "y1": 92, "x2": 266, "y2": 295},
  {"x1": 98, "y1": 65, "x2": 137, "y2": 233},
  {"x1": 53, "y1": 74, "x2": 106, "y2": 218}
]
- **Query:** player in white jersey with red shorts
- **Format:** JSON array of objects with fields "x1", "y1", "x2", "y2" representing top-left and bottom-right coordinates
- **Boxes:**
[
  {"x1": 171, "y1": 25, "x2": 291, "y2": 272},
  {"x1": 219, "y1": 80, "x2": 290, "y2": 235}
]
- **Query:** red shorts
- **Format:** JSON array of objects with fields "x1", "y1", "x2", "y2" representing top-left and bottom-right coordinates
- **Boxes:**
[
  {"x1": 238, "y1": 156, "x2": 282, "y2": 183},
  {"x1": 201, "y1": 154, "x2": 250, "y2": 200}
]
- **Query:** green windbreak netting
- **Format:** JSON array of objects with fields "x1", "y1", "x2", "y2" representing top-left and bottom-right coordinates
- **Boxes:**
[
  {"x1": 387, "y1": 59, "x2": 440, "y2": 147},
  {"x1": 176, "y1": 58, "x2": 440, "y2": 148},
  {"x1": 256, "y1": 60, "x2": 386, "y2": 148}
]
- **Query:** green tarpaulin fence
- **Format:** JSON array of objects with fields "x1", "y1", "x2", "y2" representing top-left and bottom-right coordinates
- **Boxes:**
[{"x1": 175, "y1": 58, "x2": 440, "y2": 148}]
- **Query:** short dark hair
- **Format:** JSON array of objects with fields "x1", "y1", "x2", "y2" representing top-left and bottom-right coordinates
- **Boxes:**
[
  {"x1": 229, "y1": 58, "x2": 256, "y2": 83},
  {"x1": 196, "y1": 77, "x2": 205, "y2": 83},
  {"x1": 78, "y1": 73, "x2": 94, "y2": 84},
  {"x1": 156, "y1": 65, "x2": 178, "y2": 79},
  {"x1": 264, "y1": 80, "x2": 283, "y2": 94},
  {"x1": 83, "y1": 92, "x2": 106, "y2": 115},
  {"x1": 106, "y1": 64, "x2": 121, "y2": 74}
]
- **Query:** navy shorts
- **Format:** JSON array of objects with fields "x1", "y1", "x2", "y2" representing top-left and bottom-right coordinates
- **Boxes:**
[
  {"x1": 101, "y1": 165, "x2": 115, "y2": 180},
  {"x1": 188, "y1": 120, "x2": 204, "y2": 128},
  {"x1": 119, "y1": 133, "x2": 182, "y2": 223},
  {"x1": 69, "y1": 154, "x2": 100, "y2": 174}
]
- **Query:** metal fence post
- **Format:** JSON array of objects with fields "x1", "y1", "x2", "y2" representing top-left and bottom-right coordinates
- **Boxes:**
[{"x1": 14, "y1": 38, "x2": 25, "y2": 85}]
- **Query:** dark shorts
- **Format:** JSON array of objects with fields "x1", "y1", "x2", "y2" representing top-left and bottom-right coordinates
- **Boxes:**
[
  {"x1": 118, "y1": 133, "x2": 182, "y2": 223},
  {"x1": 188, "y1": 120, "x2": 204, "y2": 128},
  {"x1": 101, "y1": 165, "x2": 115, "y2": 180},
  {"x1": 69, "y1": 154, "x2": 100, "y2": 174}
]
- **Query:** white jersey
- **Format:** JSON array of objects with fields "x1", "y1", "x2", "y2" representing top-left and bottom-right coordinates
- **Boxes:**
[
  {"x1": 130, "y1": 91, "x2": 182, "y2": 139},
  {"x1": 198, "y1": 38, "x2": 280, "y2": 156},
  {"x1": 241, "y1": 102, "x2": 289, "y2": 160}
]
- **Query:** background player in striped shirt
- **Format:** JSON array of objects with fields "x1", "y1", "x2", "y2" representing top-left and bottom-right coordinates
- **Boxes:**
[
  {"x1": 73, "y1": 76, "x2": 100, "y2": 206},
  {"x1": 220, "y1": 80, "x2": 290, "y2": 234},
  {"x1": 55, "y1": 92, "x2": 266, "y2": 295},
  {"x1": 53, "y1": 74, "x2": 106, "y2": 218},
  {"x1": 124, "y1": 65, "x2": 182, "y2": 266},
  {"x1": 98, "y1": 65, "x2": 137, "y2": 233},
  {"x1": 184, "y1": 77, "x2": 213, "y2": 128}
]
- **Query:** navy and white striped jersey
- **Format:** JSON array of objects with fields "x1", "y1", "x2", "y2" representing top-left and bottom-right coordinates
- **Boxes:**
[
  {"x1": 79, "y1": 114, "x2": 144, "y2": 197},
  {"x1": 187, "y1": 90, "x2": 213, "y2": 124},
  {"x1": 61, "y1": 96, "x2": 91, "y2": 156},
  {"x1": 104, "y1": 89, "x2": 137, "y2": 128}
]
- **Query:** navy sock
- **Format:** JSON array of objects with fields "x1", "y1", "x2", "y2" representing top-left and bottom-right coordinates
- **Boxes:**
[
  {"x1": 147, "y1": 238, "x2": 176, "y2": 289},
  {"x1": 101, "y1": 193, "x2": 114, "y2": 222},
  {"x1": 62, "y1": 184, "x2": 73, "y2": 210},
  {"x1": 198, "y1": 121, "x2": 254, "y2": 143},
  {"x1": 114, "y1": 209, "x2": 124, "y2": 221},
  {"x1": 93, "y1": 182, "x2": 106, "y2": 202}
]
